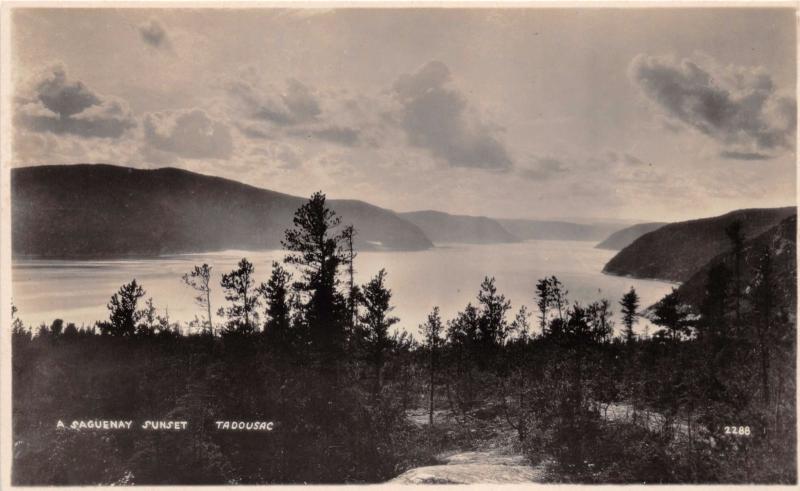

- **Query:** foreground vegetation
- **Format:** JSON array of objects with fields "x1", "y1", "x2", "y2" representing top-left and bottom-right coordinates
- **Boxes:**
[{"x1": 11, "y1": 193, "x2": 796, "y2": 484}]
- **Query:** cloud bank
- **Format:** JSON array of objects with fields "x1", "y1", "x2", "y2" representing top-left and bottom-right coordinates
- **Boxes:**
[
  {"x1": 630, "y1": 54, "x2": 796, "y2": 160},
  {"x1": 393, "y1": 61, "x2": 513, "y2": 170}
]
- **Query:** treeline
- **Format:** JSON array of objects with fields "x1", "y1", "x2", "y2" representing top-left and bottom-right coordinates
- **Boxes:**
[{"x1": 11, "y1": 193, "x2": 796, "y2": 484}]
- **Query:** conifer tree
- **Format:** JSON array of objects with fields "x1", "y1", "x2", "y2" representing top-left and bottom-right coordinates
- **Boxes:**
[
  {"x1": 651, "y1": 289, "x2": 691, "y2": 341},
  {"x1": 218, "y1": 258, "x2": 259, "y2": 334},
  {"x1": 510, "y1": 305, "x2": 532, "y2": 343},
  {"x1": 341, "y1": 224, "x2": 359, "y2": 332},
  {"x1": 535, "y1": 278, "x2": 551, "y2": 334},
  {"x1": 587, "y1": 299, "x2": 613, "y2": 343},
  {"x1": 258, "y1": 261, "x2": 293, "y2": 351},
  {"x1": 182, "y1": 264, "x2": 213, "y2": 335},
  {"x1": 359, "y1": 269, "x2": 399, "y2": 393},
  {"x1": 420, "y1": 307, "x2": 443, "y2": 427},
  {"x1": 137, "y1": 297, "x2": 158, "y2": 336},
  {"x1": 476, "y1": 276, "x2": 512, "y2": 351},
  {"x1": 282, "y1": 192, "x2": 348, "y2": 363},
  {"x1": 104, "y1": 279, "x2": 146, "y2": 336},
  {"x1": 619, "y1": 287, "x2": 640, "y2": 345}
]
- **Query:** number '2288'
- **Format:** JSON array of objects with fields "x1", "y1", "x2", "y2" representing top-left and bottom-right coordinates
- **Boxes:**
[{"x1": 724, "y1": 426, "x2": 751, "y2": 436}]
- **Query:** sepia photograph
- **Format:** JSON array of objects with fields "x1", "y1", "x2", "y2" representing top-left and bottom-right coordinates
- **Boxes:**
[{"x1": 1, "y1": 2, "x2": 797, "y2": 486}]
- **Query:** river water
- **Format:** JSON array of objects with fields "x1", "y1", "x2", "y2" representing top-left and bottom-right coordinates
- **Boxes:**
[{"x1": 12, "y1": 240, "x2": 674, "y2": 337}]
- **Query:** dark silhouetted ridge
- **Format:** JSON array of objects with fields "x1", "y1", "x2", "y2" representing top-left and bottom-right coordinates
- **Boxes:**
[
  {"x1": 603, "y1": 207, "x2": 796, "y2": 282},
  {"x1": 12, "y1": 164, "x2": 433, "y2": 258}
]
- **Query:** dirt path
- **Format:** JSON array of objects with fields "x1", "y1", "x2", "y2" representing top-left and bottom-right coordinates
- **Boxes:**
[
  {"x1": 390, "y1": 409, "x2": 548, "y2": 484},
  {"x1": 391, "y1": 449, "x2": 548, "y2": 484}
]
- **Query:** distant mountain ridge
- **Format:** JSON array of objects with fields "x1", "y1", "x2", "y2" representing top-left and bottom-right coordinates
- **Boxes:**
[
  {"x1": 399, "y1": 210, "x2": 519, "y2": 244},
  {"x1": 595, "y1": 222, "x2": 667, "y2": 250},
  {"x1": 498, "y1": 219, "x2": 623, "y2": 242},
  {"x1": 12, "y1": 164, "x2": 433, "y2": 258},
  {"x1": 603, "y1": 207, "x2": 797, "y2": 283}
]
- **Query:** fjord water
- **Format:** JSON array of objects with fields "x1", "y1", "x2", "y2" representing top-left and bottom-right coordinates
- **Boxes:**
[{"x1": 12, "y1": 240, "x2": 674, "y2": 337}]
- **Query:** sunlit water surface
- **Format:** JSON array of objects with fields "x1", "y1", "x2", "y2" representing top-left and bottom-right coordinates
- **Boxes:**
[{"x1": 12, "y1": 240, "x2": 675, "y2": 338}]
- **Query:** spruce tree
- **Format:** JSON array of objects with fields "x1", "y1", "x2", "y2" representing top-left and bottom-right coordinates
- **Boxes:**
[
  {"x1": 258, "y1": 261, "x2": 293, "y2": 351},
  {"x1": 420, "y1": 307, "x2": 443, "y2": 427},
  {"x1": 619, "y1": 287, "x2": 640, "y2": 345},
  {"x1": 359, "y1": 269, "x2": 399, "y2": 393},
  {"x1": 282, "y1": 192, "x2": 348, "y2": 364},
  {"x1": 218, "y1": 258, "x2": 259, "y2": 334},
  {"x1": 105, "y1": 279, "x2": 146, "y2": 336}
]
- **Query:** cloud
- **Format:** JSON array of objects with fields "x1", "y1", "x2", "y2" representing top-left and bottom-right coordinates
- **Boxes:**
[
  {"x1": 392, "y1": 61, "x2": 513, "y2": 170},
  {"x1": 519, "y1": 157, "x2": 568, "y2": 180},
  {"x1": 591, "y1": 150, "x2": 650, "y2": 169},
  {"x1": 622, "y1": 153, "x2": 646, "y2": 166},
  {"x1": 226, "y1": 76, "x2": 321, "y2": 127},
  {"x1": 138, "y1": 19, "x2": 171, "y2": 50},
  {"x1": 288, "y1": 125, "x2": 360, "y2": 146},
  {"x1": 223, "y1": 70, "x2": 373, "y2": 149},
  {"x1": 248, "y1": 142, "x2": 303, "y2": 170},
  {"x1": 143, "y1": 108, "x2": 233, "y2": 159},
  {"x1": 15, "y1": 65, "x2": 136, "y2": 138},
  {"x1": 719, "y1": 150, "x2": 772, "y2": 161},
  {"x1": 630, "y1": 54, "x2": 796, "y2": 155}
]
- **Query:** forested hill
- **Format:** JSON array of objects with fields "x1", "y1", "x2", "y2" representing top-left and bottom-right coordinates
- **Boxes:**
[
  {"x1": 11, "y1": 164, "x2": 433, "y2": 258},
  {"x1": 603, "y1": 207, "x2": 796, "y2": 282},
  {"x1": 400, "y1": 210, "x2": 519, "y2": 244},
  {"x1": 675, "y1": 214, "x2": 797, "y2": 313},
  {"x1": 595, "y1": 222, "x2": 666, "y2": 250},
  {"x1": 497, "y1": 218, "x2": 622, "y2": 242}
]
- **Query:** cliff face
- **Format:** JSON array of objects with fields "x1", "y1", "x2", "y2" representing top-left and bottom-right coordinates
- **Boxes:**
[
  {"x1": 603, "y1": 207, "x2": 796, "y2": 283},
  {"x1": 12, "y1": 164, "x2": 433, "y2": 258}
]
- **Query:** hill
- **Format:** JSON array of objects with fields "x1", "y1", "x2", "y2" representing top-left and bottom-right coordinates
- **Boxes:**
[
  {"x1": 11, "y1": 164, "x2": 433, "y2": 258},
  {"x1": 603, "y1": 207, "x2": 796, "y2": 283},
  {"x1": 674, "y1": 214, "x2": 796, "y2": 314},
  {"x1": 595, "y1": 222, "x2": 666, "y2": 250},
  {"x1": 498, "y1": 219, "x2": 623, "y2": 242},
  {"x1": 399, "y1": 210, "x2": 519, "y2": 244}
]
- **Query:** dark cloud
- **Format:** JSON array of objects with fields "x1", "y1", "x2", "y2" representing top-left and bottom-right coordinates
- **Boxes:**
[
  {"x1": 15, "y1": 65, "x2": 136, "y2": 138},
  {"x1": 392, "y1": 61, "x2": 512, "y2": 170},
  {"x1": 520, "y1": 157, "x2": 568, "y2": 180},
  {"x1": 227, "y1": 77, "x2": 321, "y2": 127},
  {"x1": 719, "y1": 150, "x2": 772, "y2": 161},
  {"x1": 144, "y1": 109, "x2": 233, "y2": 159},
  {"x1": 138, "y1": 19, "x2": 171, "y2": 50},
  {"x1": 630, "y1": 54, "x2": 796, "y2": 154}
]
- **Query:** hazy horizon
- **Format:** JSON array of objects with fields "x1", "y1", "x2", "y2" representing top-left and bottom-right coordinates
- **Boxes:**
[{"x1": 10, "y1": 8, "x2": 797, "y2": 222}]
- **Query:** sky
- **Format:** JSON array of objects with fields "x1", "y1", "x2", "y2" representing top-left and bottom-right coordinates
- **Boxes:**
[{"x1": 9, "y1": 7, "x2": 798, "y2": 222}]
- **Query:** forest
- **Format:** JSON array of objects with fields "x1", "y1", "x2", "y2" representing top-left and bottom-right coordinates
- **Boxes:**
[{"x1": 11, "y1": 192, "x2": 797, "y2": 484}]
